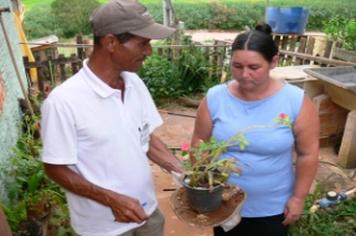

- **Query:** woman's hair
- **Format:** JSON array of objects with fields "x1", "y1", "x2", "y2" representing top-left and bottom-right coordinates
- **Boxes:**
[{"x1": 231, "y1": 23, "x2": 278, "y2": 62}]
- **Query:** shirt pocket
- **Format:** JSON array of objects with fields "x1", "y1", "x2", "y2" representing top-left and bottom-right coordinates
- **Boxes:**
[{"x1": 139, "y1": 121, "x2": 151, "y2": 153}]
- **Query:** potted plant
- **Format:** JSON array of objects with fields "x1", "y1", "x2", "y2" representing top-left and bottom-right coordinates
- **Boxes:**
[{"x1": 178, "y1": 132, "x2": 249, "y2": 213}]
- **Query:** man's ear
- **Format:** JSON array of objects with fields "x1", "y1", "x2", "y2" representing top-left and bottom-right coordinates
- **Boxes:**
[{"x1": 101, "y1": 34, "x2": 117, "y2": 53}]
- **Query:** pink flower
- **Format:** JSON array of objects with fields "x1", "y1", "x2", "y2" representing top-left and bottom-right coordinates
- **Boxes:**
[
  {"x1": 180, "y1": 143, "x2": 190, "y2": 151},
  {"x1": 279, "y1": 113, "x2": 287, "y2": 119}
]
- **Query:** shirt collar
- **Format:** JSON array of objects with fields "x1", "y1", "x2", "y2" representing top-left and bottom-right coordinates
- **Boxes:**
[{"x1": 82, "y1": 59, "x2": 133, "y2": 98}]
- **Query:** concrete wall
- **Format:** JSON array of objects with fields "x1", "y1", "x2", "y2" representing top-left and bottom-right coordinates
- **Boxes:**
[{"x1": 0, "y1": 0, "x2": 28, "y2": 199}]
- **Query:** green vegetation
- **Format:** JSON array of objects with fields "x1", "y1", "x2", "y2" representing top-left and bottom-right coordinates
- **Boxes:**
[
  {"x1": 0, "y1": 95, "x2": 72, "y2": 235},
  {"x1": 22, "y1": 0, "x2": 356, "y2": 39},
  {"x1": 51, "y1": 0, "x2": 100, "y2": 38},
  {"x1": 289, "y1": 185, "x2": 356, "y2": 235},
  {"x1": 323, "y1": 17, "x2": 356, "y2": 50},
  {"x1": 138, "y1": 37, "x2": 220, "y2": 103}
]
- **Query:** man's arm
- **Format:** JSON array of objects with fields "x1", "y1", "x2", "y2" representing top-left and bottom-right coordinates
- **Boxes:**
[
  {"x1": 283, "y1": 96, "x2": 319, "y2": 225},
  {"x1": 147, "y1": 134, "x2": 182, "y2": 173},
  {"x1": 44, "y1": 164, "x2": 148, "y2": 223}
]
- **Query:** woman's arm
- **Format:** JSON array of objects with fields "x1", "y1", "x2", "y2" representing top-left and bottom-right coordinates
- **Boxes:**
[
  {"x1": 191, "y1": 97, "x2": 213, "y2": 147},
  {"x1": 283, "y1": 95, "x2": 320, "y2": 225}
]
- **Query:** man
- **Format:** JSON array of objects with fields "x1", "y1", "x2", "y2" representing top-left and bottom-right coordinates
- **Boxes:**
[{"x1": 41, "y1": 0, "x2": 181, "y2": 235}]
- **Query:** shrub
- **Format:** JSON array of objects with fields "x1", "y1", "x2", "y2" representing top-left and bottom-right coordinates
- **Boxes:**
[
  {"x1": 139, "y1": 54, "x2": 182, "y2": 102},
  {"x1": 323, "y1": 16, "x2": 356, "y2": 50},
  {"x1": 51, "y1": 0, "x2": 100, "y2": 38},
  {"x1": 24, "y1": 4, "x2": 60, "y2": 39},
  {"x1": 139, "y1": 38, "x2": 217, "y2": 103}
]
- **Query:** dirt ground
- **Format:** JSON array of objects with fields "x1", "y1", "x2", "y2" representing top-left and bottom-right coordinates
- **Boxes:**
[{"x1": 152, "y1": 103, "x2": 356, "y2": 236}]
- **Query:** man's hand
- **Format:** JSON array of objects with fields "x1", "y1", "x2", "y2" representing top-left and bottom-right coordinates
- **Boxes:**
[
  {"x1": 44, "y1": 164, "x2": 149, "y2": 224},
  {"x1": 161, "y1": 161, "x2": 183, "y2": 173},
  {"x1": 282, "y1": 196, "x2": 304, "y2": 225},
  {"x1": 107, "y1": 191, "x2": 149, "y2": 223}
]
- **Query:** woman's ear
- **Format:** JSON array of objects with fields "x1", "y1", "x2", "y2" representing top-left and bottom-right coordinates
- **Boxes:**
[{"x1": 270, "y1": 54, "x2": 279, "y2": 69}]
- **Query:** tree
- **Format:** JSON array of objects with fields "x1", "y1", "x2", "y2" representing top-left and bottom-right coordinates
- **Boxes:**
[
  {"x1": 51, "y1": 0, "x2": 100, "y2": 38},
  {"x1": 24, "y1": 4, "x2": 60, "y2": 39}
]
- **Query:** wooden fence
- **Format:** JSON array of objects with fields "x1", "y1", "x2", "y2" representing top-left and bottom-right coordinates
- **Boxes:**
[{"x1": 23, "y1": 34, "x2": 356, "y2": 96}]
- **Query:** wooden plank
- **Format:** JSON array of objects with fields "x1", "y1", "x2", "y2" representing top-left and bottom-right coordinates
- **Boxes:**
[
  {"x1": 333, "y1": 47, "x2": 356, "y2": 63},
  {"x1": 274, "y1": 35, "x2": 282, "y2": 49},
  {"x1": 338, "y1": 110, "x2": 356, "y2": 168},
  {"x1": 303, "y1": 79, "x2": 324, "y2": 99},
  {"x1": 280, "y1": 36, "x2": 290, "y2": 65},
  {"x1": 324, "y1": 83, "x2": 356, "y2": 111},
  {"x1": 76, "y1": 34, "x2": 85, "y2": 60},
  {"x1": 323, "y1": 40, "x2": 333, "y2": 58},
  {"x1": 304, "y1": 37, "x2": 315, "y2": 64},
  {"x1": 70, "y1": 54, "x2": 80, "y2": 74},
  {"x1": 279, "y1": 50, "x2": 356, "y2": 67},
  {"x1": 58, "y1": 54, "x2": 67, "y2": 82},
  {"x1": 286, "y1": 36, "x2": 298, "y2": 65},
  {"x1": 295, "y1": 36, "x2": 307, "y2": 65}
]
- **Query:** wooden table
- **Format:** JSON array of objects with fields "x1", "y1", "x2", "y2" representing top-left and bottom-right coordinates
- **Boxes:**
[{"x1": 304, "y1": 67, "x2": 356, "y2": 168}]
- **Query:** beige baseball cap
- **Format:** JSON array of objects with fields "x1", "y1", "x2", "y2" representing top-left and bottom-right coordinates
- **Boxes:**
[{"x1": 90, "y1": 0, "x2": 175, "y2": 39}]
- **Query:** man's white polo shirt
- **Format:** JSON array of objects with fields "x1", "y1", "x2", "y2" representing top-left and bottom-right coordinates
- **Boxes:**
[{"x1": 41, "y1": 59, "x2": 163, "y2": 236}]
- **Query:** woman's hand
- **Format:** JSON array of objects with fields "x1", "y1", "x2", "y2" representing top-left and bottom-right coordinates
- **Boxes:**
[{"x1": 282, "y1": 196, "x2": 305, "y2": 225}]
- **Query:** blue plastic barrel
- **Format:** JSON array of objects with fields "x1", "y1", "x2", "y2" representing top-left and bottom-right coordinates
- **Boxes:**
[{"x1": 266, "y1": 6, "x2": 309, "y2": 34}]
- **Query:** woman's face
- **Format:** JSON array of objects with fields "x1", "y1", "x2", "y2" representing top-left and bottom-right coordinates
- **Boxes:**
[{"x1": 230, "y1": 50, "x2": 277, "y2": 91}]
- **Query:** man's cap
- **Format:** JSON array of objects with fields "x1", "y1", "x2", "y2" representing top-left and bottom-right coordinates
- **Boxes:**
[{"x1": 90, "y1": 0, "x2": 175, "y2": 39}]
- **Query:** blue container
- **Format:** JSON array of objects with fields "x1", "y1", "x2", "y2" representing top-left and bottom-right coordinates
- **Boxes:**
[{"x1": 266, "y1": 6, "x2": 309, "y2": 34}]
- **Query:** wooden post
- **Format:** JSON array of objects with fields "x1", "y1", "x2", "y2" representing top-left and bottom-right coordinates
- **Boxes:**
[
  {"x1": 76, "y1": 34, "x2": 85, "y2": 60},
  {"x1": 70, "y1": 54, "x2": 80, "y2": 74},
  {"x1": 280, "y1": 35, "x2": 290, "y2": 65},
  {"x1": 286, "y1": 35, "x2": 298, "y2": 65},
  {"x1": 58, "y1": 54, "x2": 66, "y2": 82},
  {"x1": 163, "y1": 0, "x2": 175, "y2": 26},
  {"x1": 274, "y1": 34, "x2": 282, "y2": 49},
  {"x1": 304, "y1": 37, "x2": 315, "y2": 65},
  {"x1": 338, "y1": 110, "x2": 356, "y2": 168},
  {"x1": 295, "y1": 36, "x2": 307, "y2": 65},
  {"x1": 216, "y1": 41, "x2": 226, "y2": 79}
]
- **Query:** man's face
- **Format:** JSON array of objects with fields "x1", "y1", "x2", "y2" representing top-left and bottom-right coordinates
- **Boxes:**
[{"x1": 113, "y1": 35, "x2": 152, "y2": 72}]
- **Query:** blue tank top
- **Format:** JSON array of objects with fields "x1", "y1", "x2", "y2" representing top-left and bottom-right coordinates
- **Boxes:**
[{"x1": 207, "y1": 82, "x2": 304, "y2": 217}]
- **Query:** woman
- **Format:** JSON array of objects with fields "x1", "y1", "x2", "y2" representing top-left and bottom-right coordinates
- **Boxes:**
[{"x1": 191, "y1": 24, "x2": 319, "y2": 236}]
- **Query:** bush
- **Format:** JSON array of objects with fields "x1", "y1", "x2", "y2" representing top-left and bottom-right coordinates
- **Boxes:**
[
  {"x1": 139, "y1": 54, "x2": 181, "y2": 102},
  {"x1": 139, "y1": 38, "x2": 218, "y2": 103},
  {"x1": 24, "y1": 4, "x2": 61, "y2": 39},
  {"x1": 51, "y1": 0, "x2": 100, "y2": 38},
  {"x1": 323, "y1": 16, "x2": 356, "y2": 50}
]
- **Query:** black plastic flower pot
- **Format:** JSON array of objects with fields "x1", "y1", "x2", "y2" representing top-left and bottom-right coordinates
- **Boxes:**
[{"x1": 183, "y1": 182, "x2": 224, "y2": 213}]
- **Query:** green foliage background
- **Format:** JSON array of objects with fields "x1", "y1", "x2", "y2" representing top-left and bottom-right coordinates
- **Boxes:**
[{"x1": 22, "y1": 0, "x2": 356, "y2": 39}]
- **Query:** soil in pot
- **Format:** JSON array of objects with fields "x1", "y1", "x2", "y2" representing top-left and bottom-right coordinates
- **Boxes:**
[
  {"x1": 170, "y1": 185, "x2": 245, "y2": 227},
  {"x1": 183, "y1": 182, "x2": 224, "y2": 213}
]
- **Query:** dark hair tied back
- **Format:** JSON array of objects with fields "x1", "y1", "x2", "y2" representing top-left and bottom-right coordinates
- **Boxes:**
[
  {"x1": 231, "y1": 22, "x2": 278, "y2": 62},
  {"x1": 255, "y1": 22, "x2": 272, "y2": 35}
]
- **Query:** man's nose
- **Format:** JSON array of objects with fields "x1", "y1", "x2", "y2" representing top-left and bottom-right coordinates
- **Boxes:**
[{"x1": 143, "y1": 44, "x2": 152, "y2": 56}]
